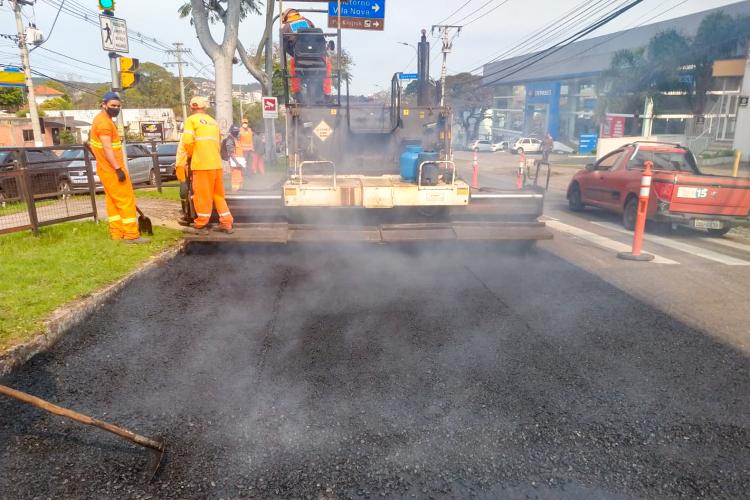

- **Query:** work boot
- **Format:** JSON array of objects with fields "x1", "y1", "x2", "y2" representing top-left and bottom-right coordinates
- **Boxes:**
[
  {"x1": 213, "y1": 226, "x2": 235, "y2": 235},
  {"x1": 185, "y1": 225, "x2": 210, "y2": 236},
  {"x1": 122, "y1": 237, "x2": 151, "y2": 245}
]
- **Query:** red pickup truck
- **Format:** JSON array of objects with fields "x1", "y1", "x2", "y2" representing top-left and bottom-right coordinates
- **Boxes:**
[{"x1": 567, "y1": 142, "x2": 750, "y2": 236}]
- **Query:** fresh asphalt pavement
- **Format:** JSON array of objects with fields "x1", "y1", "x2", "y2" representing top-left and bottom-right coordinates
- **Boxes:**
[
  {"x1": 1, "y1": 154, "x2": 749, "y2": 498},
  {"x1": 1, "y1": 240, "x2": 749, "y2": 498}
]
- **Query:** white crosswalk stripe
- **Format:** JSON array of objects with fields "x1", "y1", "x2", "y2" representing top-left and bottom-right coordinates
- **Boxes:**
[
  {"x1": 545, "y1": 220, "x2": 679, "y2": 265},
  {"x1": 592, "y1": 222, "x2": 750, "y2": 266}
]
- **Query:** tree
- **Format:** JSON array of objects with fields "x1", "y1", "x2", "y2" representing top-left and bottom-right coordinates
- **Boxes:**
[
  {"x1": 0, "y1": 88, "x2": 24, "y2": 111},
  {"x1": 444, "y1": 73, "x2": 493, "y2": 144},
  {"x1": 690, "y1": 12, "x2": 750, "y2": 115},
  {"x1": 59, "y1": 129, "x2": 76, "y2": 145},
  {"x1": 39, "y1": 96, "x2": 73, "y2": 111},
  {"x1": 122, "y1": 62, "x2": 182, "y2": 112},
  {"x1": 598, "y1": 12, "x2": 750, "y2": 129},
  {"x1": 181, "y1": 0, "x2": 243, "y2": 130}
]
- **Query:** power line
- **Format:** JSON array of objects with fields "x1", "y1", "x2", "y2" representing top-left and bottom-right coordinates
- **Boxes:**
[
  {"x1": 480, "y1": 0, "x2": 645, "y2": 87},
  {"x1": 462, "y1": 0, "x2": 514, "y2": 27},
  {"x1": 37, "y1": 46, "x2": 110, "y2": 70},
  {"x1": 435, "y1": 0, "x2": 475, "y2": 25},
  {"x1": 466, "y1": 0, "x2": 617, "y2": 73}
]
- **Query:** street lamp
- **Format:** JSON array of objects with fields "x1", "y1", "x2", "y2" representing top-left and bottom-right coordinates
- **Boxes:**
[{"x1": 397, "y1": 42, "x2": 418, "y2": 72}]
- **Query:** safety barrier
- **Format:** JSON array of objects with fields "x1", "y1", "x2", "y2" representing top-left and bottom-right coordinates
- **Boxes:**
[
  {"x1": 0, "y1": 145, "x2": 98, "y2": 236},
  {"x1": 617, "y1": 160, "x2": 655, "y2": 262}
]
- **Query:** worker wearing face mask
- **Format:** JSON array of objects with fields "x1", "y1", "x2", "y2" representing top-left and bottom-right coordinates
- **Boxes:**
[{"x1": 88, "y1": 92, "x2": 148, "y2": 243}]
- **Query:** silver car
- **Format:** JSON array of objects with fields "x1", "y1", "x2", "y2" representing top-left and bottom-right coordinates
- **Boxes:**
[{"x1": 62, "y1": 144, "x2": 155, "y2": 192}]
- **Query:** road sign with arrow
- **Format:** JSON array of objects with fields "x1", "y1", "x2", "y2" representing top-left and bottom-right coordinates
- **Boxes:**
[{"x1": 328, "y1": 0, "x2": 385, "y2": 31}]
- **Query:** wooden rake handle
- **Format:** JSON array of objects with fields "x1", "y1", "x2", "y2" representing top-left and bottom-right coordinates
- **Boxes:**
[{"x1": 0, "y1": 384, "x2": 164, "y2": 452}]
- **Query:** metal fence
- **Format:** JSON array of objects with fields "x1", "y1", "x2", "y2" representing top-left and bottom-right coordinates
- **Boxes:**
[{"x1": 0, "y1": 145, "x2": 98, "y2": 236}]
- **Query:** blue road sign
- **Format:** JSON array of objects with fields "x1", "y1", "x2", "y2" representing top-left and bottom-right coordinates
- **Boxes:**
[
  {"x1": 578, "y1": 134, "x2": 598, "y2": 154},
  {"x1": 329, "y1": 0, "x2": 385, "y2": 19},
  {"x1": 399, "y1": 73, "x2": 418, "y2": 80}
]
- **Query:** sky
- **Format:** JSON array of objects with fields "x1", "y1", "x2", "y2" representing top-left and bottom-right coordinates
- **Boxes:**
[{"x1": 0, "y1": 0, "x2": 744, "y2": 95}]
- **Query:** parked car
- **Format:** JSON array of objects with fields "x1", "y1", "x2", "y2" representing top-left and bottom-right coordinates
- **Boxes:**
[
  {"x1": 512, "y1": 137, "x2": 542, "y2": 154},
  {"x1": 62, "y1": 144, "x2": 154, "y2": 192},
  {"x1": 470, "y1": 139, "x2": 494, "y2": 152},
  {"x1": 492, "y1": 141, "x2": 510, "y2": 152},
  {"x1": 0, "y1": 149, "x2": 73, "y2": 204},
  {"x1": 566, "y1": 142, "x2": 750, "y2": 236},
  {"x1": 552, "y1": 141, "x2": 574, "y2": 154},
  {"x1": 156, "y1": 143, "x2": 178, "y2": 181}
]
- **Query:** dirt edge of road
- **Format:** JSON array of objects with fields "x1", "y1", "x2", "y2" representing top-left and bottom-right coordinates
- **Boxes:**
[{"x1": 0, "y1": 241, "x2": 185, "y2": 377}]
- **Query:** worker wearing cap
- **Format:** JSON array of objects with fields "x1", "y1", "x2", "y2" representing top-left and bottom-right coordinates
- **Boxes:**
[
  {"x1": 282, "y1": 8, "x2": 333, "y2": 104},
  {"x1": 182, "y1": 96, "x2": 234, "y2": 234},
  {"x1": 89, "y1": 92, "x2": 149, "y2": 243},
  {"x1": 239, "y1": 119, "x2": 254, "y2": 174}
]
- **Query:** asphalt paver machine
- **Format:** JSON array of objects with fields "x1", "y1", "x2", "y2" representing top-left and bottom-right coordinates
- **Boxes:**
[{"x1": 186, "y1": 1, "x2": 552, "y2": 245}]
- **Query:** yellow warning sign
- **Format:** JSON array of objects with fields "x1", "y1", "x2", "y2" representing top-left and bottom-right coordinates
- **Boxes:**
[
  {"x1": 403, "y1": 109, "x2": 410, "y2": 116},
  {"x1": 314, "y1": 120, "x2": 333, "y2": 142}
]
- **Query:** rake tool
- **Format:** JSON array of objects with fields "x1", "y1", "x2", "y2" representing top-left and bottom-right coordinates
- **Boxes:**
[{"x1": 0, "y1": 384, "x2": 165, "y2": 480}]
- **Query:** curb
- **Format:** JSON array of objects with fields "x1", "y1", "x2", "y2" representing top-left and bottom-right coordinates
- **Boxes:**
[{"x1": 0, "y1": 241, "x2": 185, "y2": 377}]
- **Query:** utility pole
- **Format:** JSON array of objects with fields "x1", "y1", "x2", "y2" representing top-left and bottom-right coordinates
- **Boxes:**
[
  {"x1": 265, "y1": 10, "x2": 276, "y2": 167},
  {"x1": 12, "y1": 0, "x2": 43, "y2": 147},
  {"x1": 165, "y1": 43, "x2": 190, "y2": 124},
  {"x1": 431, "y1": 25, "x2": 461, "y2": 108}
]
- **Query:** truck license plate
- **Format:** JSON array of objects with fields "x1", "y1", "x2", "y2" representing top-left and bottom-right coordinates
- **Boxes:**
[
  {"x1": 677, "y1": 186, "x2": 708, "y2": 198},
  {"x1": 694, "y1": 219, "x2": 723, "y2": 229}
]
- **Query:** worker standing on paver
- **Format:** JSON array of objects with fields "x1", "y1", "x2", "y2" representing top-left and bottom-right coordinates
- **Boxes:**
[
  {"x1": 182, "y1": 96, "x2": 234, "y2": 235},
  {"x1": 239, "y1": 119, "x2": 254, "y2": 176},
  {"x1": 89, "y1": 92, "x2": 149, "y2": 244}
]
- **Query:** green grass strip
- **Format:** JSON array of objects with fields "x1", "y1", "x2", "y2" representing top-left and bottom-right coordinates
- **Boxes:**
[{"x1": 0, "y1": 221, "x2": 182, "y2": 350}]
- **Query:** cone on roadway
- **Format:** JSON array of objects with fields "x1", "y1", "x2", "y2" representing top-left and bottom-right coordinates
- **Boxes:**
[
  {"x1": 618, "y1": 160, "x2": 655, "y2": 262},
  {"x1": 471, "y1": 148, "x2": 479, "y2": 189}
]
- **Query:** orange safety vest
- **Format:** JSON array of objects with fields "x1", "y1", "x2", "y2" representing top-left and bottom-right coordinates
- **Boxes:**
[
  {"x1": 290, "y1": 57, "x2": 332, "y2": 96},
  {"x1": 89, "y1": 111, "x2": 124, "y2": 170},
  {"x1": 239, "y1": 127, "x2": 254, "y2": 153},
  {"x1": 182, "y1": 112, "x2": 222, "y2": 171}
]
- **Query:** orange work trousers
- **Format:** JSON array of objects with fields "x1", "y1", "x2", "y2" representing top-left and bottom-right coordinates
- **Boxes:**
[
  {"x1": 230, "y1": 167, "x2": 243, "y2": 192},
  {"x1": 99, "y1": 165, "x2": 139, "y2": 240},
  {"x1": 252, "y1": 153, "x2": 265, "y2": 174},
  {"x1": 191, "y1": 169, "x2": 233, "y2": 229}
]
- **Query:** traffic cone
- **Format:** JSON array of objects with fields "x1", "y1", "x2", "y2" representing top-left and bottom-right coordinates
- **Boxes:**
[
  {"x1": 618, "y1": 161, "x2": 655, "y2": 261},
  {"x1": 516, "y1": 151, "x2": 525, "y2": 189}
]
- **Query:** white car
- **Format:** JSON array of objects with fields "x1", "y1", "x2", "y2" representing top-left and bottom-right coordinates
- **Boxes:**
[
  {"x1": 470, "y1": 139, "x2": 493, "y2": 152},
  {"x1": 552, "y1": 141, "x2": 574, "y2": 154},
  {"x1": 512, "y1": 137, "x2": 542, "y2": 154},
  {"x1": 492, "y1": 141, "x2": 510, "y2": 152}
]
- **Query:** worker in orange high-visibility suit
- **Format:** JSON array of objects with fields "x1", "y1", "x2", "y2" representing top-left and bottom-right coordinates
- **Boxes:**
[
  {"x1": 226, "y1": 125, "x2": 247, "y2": 192},
  {"x1": 182, "y1": 96, "x2": 234, "y2": 235},
  {"x1": 289, "y1": 57, "x2": 332, "y2": 103},
  {"x1": 238, "y1": 119, "x2": 254, "y2": 174},
  {"x1": 89, "y1": 92, "x2": 149, "y2": 244},
  {"x1": 282, "y1": 8, "x2": 332, "y2": 104}
]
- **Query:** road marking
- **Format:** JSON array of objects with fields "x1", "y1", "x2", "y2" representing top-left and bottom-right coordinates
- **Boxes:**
[
  {"x1": 699, "y1": 235, "x2": 750, "y2": 253},
  {"x1": 545, "y1": 220, "x2": 679, "y2": 265},
  {"x1": 592, "y1": 222, "x2": 750, "y2": 266}
]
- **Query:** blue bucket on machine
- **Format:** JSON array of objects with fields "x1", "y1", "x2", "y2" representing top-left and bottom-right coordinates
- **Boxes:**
[{"x1": 400, "y1": 145, "x2": 423, "y2": 182}]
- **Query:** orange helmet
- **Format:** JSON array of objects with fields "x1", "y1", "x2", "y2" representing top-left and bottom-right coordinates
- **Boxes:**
[{"x1": 282, "y1": 8, "x2": 301, "y2": 24}]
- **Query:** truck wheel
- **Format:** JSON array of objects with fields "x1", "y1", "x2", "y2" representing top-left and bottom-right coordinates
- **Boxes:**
[
  {"x1": 568, "y1": 183, "x2": 584, "y2": 212},
  {"x1": 707, "y1": 227, "x2": 732, "y2": 237},
  {"x1": 623, "y1": 196, "x2": 638, "y2": 231}
]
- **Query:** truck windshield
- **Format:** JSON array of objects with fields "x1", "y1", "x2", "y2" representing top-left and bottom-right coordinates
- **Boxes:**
[{"x1": 629, "y1": 149, "x2": 700, "y2": 174}]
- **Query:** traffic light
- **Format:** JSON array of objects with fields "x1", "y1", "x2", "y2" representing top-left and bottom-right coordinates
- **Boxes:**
[
  {"x1": 98, "y1": 0, "x2": 115, "y2": 11},
  {"x1": 119, "y1": 57, "x2": 140, "y2": 89}
]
